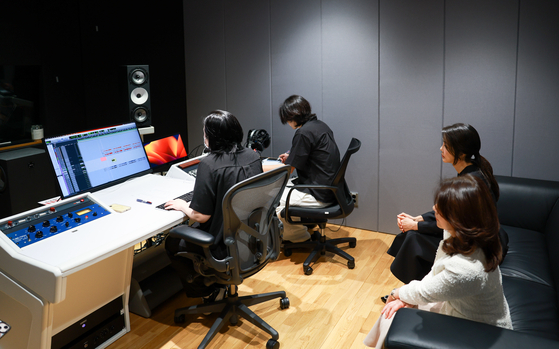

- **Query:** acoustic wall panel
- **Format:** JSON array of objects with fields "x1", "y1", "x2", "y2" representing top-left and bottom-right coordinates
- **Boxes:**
[
  {"x1": 378, "y1": 0, "x2": 445, "y2": 234},
  {"x1": 184, "y1": 1, "x2": 227, "y2": 151},
  {"x1": 442, "y1": 1, "x2": 518, "y2": 180},
  {"x1": 513, "y1": 0, "x2": 559, "y2": 181},
  {"x1": 224, "y1": 1, "x2": 273, "y2": 157},
  {"x1": 322, "y1": 0, "x2": 380, "y2": 230},
  {"x1": 270, "y1": 0, "x2": 323, "y2": 158}
]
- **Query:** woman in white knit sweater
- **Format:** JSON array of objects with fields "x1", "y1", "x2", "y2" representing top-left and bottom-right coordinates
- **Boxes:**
[{"x1": 364, "y1": 175, "x2": 512, "y2": 348}]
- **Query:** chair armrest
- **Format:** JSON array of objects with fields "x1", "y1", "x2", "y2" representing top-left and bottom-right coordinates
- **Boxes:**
[
  {"x1": 288, "y1": 183, "x2": 338, "y2": 192},
  {"x1": 169, "y1": 224, "x2": 215, "y2": 248},
  {"x1": 385, "y1": 308, "x2": 559, "y2": 349},
  {"x1": 284, "y1": 184, "x2": 337, "y2": 209}
]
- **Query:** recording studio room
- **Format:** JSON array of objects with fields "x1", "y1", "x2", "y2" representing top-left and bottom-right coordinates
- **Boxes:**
[{"x1": 1, "y1": 1, "x2": 559, "y2": 349}]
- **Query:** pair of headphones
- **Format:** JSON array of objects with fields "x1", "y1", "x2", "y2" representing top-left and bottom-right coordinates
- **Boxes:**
[{"x1": 245, "y1": 129, "x2": 271, "y2": 152}]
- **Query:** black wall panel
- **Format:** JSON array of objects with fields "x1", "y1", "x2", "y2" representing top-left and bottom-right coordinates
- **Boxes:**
[{"x1": 1, "y1": 0, "x2": 187, "y2": 146}]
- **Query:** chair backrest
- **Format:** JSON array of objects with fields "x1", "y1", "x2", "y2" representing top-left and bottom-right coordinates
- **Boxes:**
[
  {"x1": 331, "y1": 138, "x2": 361, "y2": 216},
  {"x1": 220, "y1": 165, "x2": 290, "y2": 285},
  {"x1": 187, "y1": 143, "x2": 205, "y2": 159}
]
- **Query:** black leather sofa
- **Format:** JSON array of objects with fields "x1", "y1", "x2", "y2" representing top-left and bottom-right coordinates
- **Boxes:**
[{"x1": 384, "y1": 175, "x2": 559, "y2": 348}]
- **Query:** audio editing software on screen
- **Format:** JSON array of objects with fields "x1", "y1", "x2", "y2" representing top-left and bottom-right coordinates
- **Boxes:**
[{"x1": 44, "y1": 123, "x2": 151, "y2": 197}]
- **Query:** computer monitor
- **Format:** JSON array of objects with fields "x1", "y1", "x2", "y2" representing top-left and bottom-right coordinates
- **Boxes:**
[
  {"x1": 44, "y1": 122, "x2": 151, "y2": 198},
  {"x1": 143, "y1": 133, "x2": 187, "y2": 172}
]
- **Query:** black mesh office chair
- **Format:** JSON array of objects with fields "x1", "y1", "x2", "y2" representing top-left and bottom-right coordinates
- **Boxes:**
[
  {"x1": 169, "y1": 166, "x2": 291, "y2": 349},
  {"x1": 282, "y1": 138, "x2": 361, "y2": 275}
]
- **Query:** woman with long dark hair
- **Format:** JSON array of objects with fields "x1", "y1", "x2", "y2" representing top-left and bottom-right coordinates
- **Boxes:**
[
  {"x1": 365, "y1": 175, "x2": 512, "y2": 348},
  {"x1": 387, "y1": 123, "x2": 508, "y2": 286},
  {"x1": 164, "y1": 110, "x2": 263, "y2": 301}
]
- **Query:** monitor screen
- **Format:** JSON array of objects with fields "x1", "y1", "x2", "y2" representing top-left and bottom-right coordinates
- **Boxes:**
[
  {"x1": 44, "y1": 122, "x2": 151, "y2": 198},
  {"x1": 143, "y1": 133, "x2": 187, "y2": 171}
]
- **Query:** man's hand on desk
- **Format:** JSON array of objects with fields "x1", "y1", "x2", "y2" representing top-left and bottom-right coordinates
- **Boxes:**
[
  {"x1": 164, "y1": 198, "x2": 189, "y2": 214},
  {"x1": 164, "y1": 199, "x2": 211, "y2": 223}
]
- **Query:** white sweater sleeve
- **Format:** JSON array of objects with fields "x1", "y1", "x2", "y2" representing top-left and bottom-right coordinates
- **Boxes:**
[{"x1": 399, "y1": 252, "x2": 486, "y2": 306}]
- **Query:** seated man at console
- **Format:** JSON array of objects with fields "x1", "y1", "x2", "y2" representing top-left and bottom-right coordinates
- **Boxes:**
[
  {"x1": 275, "y1": 95, "x2": 342, "y2": 242},
  {"x1": 164, "y1": 110, "x2": 263, "y2": 302}
]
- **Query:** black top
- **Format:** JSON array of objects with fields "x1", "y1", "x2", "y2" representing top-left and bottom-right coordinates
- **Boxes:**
[
  {"x1": 285, "y1": 117, "x2": 341, "y2": 203},
  {"x1": 190, "y1": 148, "x2": 263, "y2": 256},
  {"x1": 419, "y1": 164, "x2": 495, "y2": 235}
]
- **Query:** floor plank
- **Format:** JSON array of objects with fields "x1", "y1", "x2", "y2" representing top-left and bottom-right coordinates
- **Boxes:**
[{"x1": 108, "y1": 226, "x2": 403, "y2": 349}]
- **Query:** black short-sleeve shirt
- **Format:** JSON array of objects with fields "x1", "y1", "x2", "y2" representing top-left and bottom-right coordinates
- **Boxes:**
[
  {"x1": 285, "y1": 117, "x2": 341, "y2": 203},
  {"x1": 190, "y1": 148, "x2": 263, "y2": 256}
]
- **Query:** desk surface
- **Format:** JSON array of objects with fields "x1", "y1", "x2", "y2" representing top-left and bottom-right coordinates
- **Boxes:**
[
  {"x1": 22, "y1": 174, "x2": 192, "y2": 273},
  {"x1": 0, "y1": 173, "x2": 193, "y2": 303}
]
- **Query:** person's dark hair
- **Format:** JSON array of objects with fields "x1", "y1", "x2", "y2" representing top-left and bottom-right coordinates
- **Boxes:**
[
  {"x1": 442, "y1": 123, "x2": 499, "y2": 200},
  {"x1": 203, "y1": 110, "x2": 244, "y2": 156},
  {"x1": 279, "y1": 95, "x2": 317, "y2": 127},
  {"x1": 435, "y1": 175, "x2": 502, "y2": 272}
]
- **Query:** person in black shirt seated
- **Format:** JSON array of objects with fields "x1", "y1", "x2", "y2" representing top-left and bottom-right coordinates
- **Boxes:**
[
  {"x1": 164, "y1": 110, "x2": 263, "y2": 302},
  {"x1": 276, "y1": 95, "x2": 342, "y2": 242},
  {"x1": 386, "y1": 123, "x2": 508, "y2": 290}
]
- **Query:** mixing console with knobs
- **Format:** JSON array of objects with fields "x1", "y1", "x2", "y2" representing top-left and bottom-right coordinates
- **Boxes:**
[{"x1": 1, "y1": 196, "x2": 111, "y2": 248}]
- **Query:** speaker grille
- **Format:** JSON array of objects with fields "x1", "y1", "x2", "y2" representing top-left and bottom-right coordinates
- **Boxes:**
[
  {"x1": 132, "y1": 107, "x2": 149, "y2": 123},
  {"x1": 130, "y1": 87, "x2": 149, "y2": 105},
  {"x1": 130, "y1": 69, "x2": 148, "y2": 85}
]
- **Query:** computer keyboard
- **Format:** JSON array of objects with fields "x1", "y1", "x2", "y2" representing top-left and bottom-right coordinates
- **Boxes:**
[{"x1": 155, "y1": 190, "x2": 194, "y2": 209}]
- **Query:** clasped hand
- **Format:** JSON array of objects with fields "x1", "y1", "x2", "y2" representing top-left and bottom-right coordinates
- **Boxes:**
[{"x1": 396, "y1": 212, "x2": 423, "y2": 233}]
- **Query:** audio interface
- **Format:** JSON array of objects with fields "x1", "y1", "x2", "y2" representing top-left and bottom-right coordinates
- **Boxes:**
[{"x1": 1, "y1": 196, "x2": 111, "y2": 248}]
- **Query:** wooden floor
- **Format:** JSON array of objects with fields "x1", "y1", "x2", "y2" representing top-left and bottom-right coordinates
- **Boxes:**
[{"x1": 109, "y1": 226, "x2": 403, "y2": 349}]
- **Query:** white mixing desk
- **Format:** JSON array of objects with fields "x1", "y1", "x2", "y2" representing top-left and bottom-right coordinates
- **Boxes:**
[{"x1": 0, "y1": 174, "x2": 193, "y2": 349}]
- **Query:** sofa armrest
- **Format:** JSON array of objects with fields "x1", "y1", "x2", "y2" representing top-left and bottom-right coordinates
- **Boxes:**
[
  {"x1": 384, "y1": 308, "x2": 559, "y2": 349},
  {"x1": 495, "y1": 175, "x2": 559, "y2": 233}
]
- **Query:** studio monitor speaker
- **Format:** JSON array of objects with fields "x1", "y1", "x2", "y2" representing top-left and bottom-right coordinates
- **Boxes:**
[{"x1": 124, "y1": 65, "x2": 151, "y2": 128}]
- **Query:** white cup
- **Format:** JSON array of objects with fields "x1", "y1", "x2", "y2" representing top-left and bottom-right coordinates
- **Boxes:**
[{"x1": 31, "y1": 126, "x2": 44, "y2": 140}]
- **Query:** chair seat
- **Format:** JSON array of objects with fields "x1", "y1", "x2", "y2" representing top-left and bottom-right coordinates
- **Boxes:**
[
  {"x1": 281, "y1": 204, "x2": 343, "y2": 224},
  {"x1": 286, "y1": 204, "x2": 344, "y2": 220}
]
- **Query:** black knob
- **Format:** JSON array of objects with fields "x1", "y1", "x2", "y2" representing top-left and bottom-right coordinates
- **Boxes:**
[
  {"x1": 68, "y1": 213, "x2": 73, "y2": 218},
  {"x1": 65, "y1": 222, "x2": 70, "y2": 227},
  {"x1": 74, "y1": 217, "x2": 81, "y2": 223},
  {"x1": 50, "y1": 226, "x2": 58, "y2": 233},
  {"x1": 27, "y1": 225, "x2": 36, "y2": 233},
  {"x1": 56, "y1": 216, "x2": 63, "y2": 222},
  {"x1": 42, "y1": 220, "x2": 50, "y2": 227},
  {"x1": 35, "y1": 231, "x2": 43, "y2": 239},
  {"x1": 93, "y1": 212, "x2": 98, "y2": 216}
]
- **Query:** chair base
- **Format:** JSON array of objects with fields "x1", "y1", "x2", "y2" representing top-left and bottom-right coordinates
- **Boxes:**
[
  {"x1": 174, "y1": 285, "x2": 289, "y2": 349},
  {"x1": 283, "y1": 225, "x2": 356, "y2": 275}
]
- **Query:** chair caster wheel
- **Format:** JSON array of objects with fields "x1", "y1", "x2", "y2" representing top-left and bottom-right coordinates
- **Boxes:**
[
  {"x1": 174, "y1": 314, "x2": 185, "y2": 324},
  {"x1": 267, "y1": 339, "x2": 280, "y2": 349},
  {"x1": 347, "y1": 260, "x2": 355, "y2": 269},
  {"x1": 283, "y1": 248, "x2": 292, "y2": 257},
  {"x1": 304, "y1": 266, "x2": 313, "y2": 275},
  {"x1": 230, "y1": 314, "x2": 239, "y2": 326},
  {"x1": 349, "y1": 241, "x2": 356, "y2": 248},
  {"x1": 280, "y1": 297, "x2": 290, "y2": 309}
]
